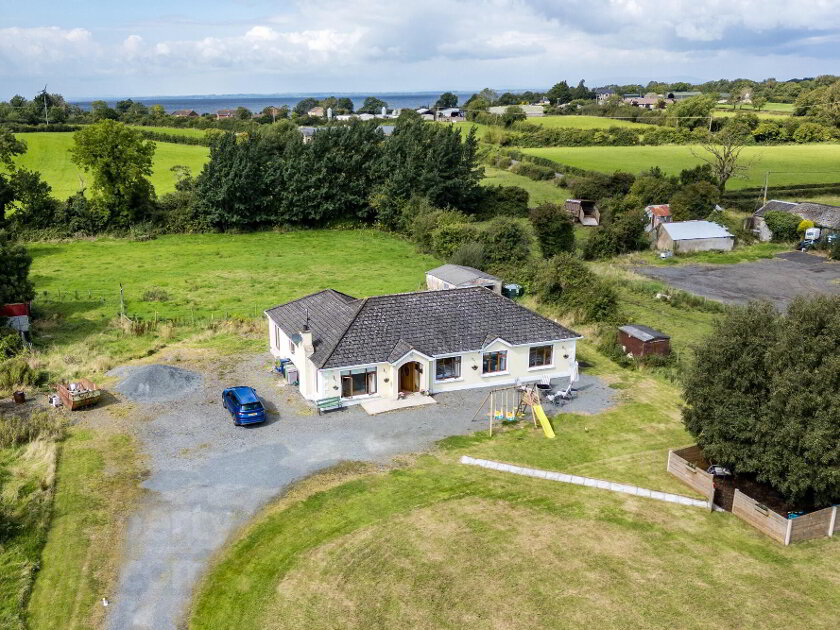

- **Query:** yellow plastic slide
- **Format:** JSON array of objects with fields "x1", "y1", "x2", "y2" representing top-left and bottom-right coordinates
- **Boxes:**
[{"x1": 533, "y1": 403, "x2": 555, "y2": 439}]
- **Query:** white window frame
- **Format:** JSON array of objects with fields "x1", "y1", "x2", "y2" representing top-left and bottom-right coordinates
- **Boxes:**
[
  {"x1": 482, "y1": 350, "x2": 508, "y2": 375},
  {"x1": 434, "y1": 355, "x2": 462, "y2": 382},
  {"x1": 528, "y1": 344, "x2": 554, "y2": 370}
]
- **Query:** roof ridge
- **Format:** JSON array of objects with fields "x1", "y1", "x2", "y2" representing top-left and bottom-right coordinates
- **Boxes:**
[
  {"x1": 483, "y1": 289, "x2": 583, "y2": 339},
  {"x1": 314, "y1": 296, "x2": 370, "y2": 368},
  {"x1": 264, "y1": 288, "x2": 351, "y2": 314}
]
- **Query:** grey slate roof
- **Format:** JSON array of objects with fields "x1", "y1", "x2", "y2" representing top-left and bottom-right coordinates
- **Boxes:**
[
  {"x1": 426, "y1": 264, "x2": 500, "y2": 286},
  {"x1": 755, "y1": 200, "x2": 840, "y2": 229},
  {"x1": 265, "y1": 287, "x2": 580, "y2": 370},
  {"x1": 755, "y1": 200, "x2": 799, "y2": 216},
  {"x1": 619, "y1": 324, "x2": 670, "y2": 342}
]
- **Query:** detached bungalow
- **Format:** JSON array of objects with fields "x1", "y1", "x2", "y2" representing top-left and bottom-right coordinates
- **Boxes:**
[
  {"x1": 172, "y1": 109, "x2": 198, "y2": 118},
  {"x1": 265, "y1": 287, "x2": 580, "y2": 404}
]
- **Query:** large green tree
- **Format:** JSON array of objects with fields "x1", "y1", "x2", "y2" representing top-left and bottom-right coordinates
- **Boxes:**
[
  {"x1": 683, "y1": 297, "x2": 840, "y2": 507},
  {"x1": 529, "y1": 203, "x2": 574, "y2": 258},
  {"x1": 434, "y1": 92, "x2": 458, "y2": 109},
  {"x1": 0, "y1": 129, "x2": 27, "y2": 224},
  {"x1": 0, "y1": 230, "x2": 35, "y2": 304},
  {"x1": 546, "y1": 81, "x2": 572, "y2": 105},
  {"x1": 358, "y1": 96, "x2": 388, "y2": 114},
  {"x1": 70, "y1": 120, "x2": 156, "y2": 228}
]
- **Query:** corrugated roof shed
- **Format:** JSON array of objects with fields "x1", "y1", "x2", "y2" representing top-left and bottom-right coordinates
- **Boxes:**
[
  {"x1": 662, "y1": 221, "x2": 734, "y2": 241},
  {"x1": 426, "y1": 264, "x2": 500, "y2": 286},
  {"x1": 619, "y1": 325, "x2": 670, "y2": 342},
  {"x1": 646, "y1": 204, "x2": 671, "y2": 217}
]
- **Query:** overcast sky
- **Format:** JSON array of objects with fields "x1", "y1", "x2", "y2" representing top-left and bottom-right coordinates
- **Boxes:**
[{"x1": 1, "y1": 0, "x2": 838, "y2": 98}]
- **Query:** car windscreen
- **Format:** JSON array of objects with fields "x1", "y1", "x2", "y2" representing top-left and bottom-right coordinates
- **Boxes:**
[{"x1": 240, "y1": 402, "x2": 263, "y2": 411}]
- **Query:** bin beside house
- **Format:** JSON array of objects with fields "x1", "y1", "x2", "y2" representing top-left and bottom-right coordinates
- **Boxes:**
[{"x1": 618, "y1": 325, "x2": 671, "y2": 357}]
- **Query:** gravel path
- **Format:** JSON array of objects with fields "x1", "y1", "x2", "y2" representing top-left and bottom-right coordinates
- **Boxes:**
[
  {"x1": 635, "y1": 253, "x2": 840, "y2": 310},
  {"x1": 101, "y1": 355, "x2": 614, "y2": 630}
]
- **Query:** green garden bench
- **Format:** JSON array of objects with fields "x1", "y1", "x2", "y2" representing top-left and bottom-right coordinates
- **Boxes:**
[{"x1": 316, "y1": 396, "x2": 343, "y2": 415}]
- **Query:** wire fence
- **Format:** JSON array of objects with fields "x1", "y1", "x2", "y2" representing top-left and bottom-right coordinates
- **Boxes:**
[{"x1": 33, "y1": 287, "x2": 265, "y2": 329}]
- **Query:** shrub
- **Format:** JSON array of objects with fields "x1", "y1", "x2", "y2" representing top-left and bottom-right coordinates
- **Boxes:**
[
  {"x1": 797, "y1": 219, "x2": 815, "y2": 234},
  {"x1": 479, "y1": 216, "x2": 532, "y2": 268},
  {"x1": 0, "y1": 329, "x2": 23, "y2": 359},
  {"x1": 408, "y1": 207, "x2": 469, "y2": 253},
  {"x1": 531, "y1": 254, "x2": 618, "y2": 323},
  {"x1": 0, "y1": 358, "x2": 42, "y2": 390},
  {"x1": 510, "y1": 161, "x2": 555, "y2": 181},
  {"x1": 449, "y1": 241, "x2": 486, "y2": 268},
  {"x1": 529, "y1": 203, "x2": 575, "y2": 258},
  {"x1": 0, "y1": 411, "x2": 65, "y2": 449},
  {"x1": 475, "y1": 185, "x2": 529, "y2": 219},
  {"x1": 792, "y1": 122, "x2": 830, "y2": 143},
  {"x1": 831, "y1": 238, "x2": 840, "y2": 260},
  {"x1": 762, "y1": 210, "x2": 801, "y2": 242},
  {"x1": 431, "y1": 223, "x2": 481, "y2": 259},
  {"x1": 582, "y1": 209, "x2": 648, "y2": 260}
]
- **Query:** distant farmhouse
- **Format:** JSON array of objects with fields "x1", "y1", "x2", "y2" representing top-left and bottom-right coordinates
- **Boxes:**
[
  {"x1": 752, "y1": 200, "x2": 840, "y2": 241},
  {"x1": 594, "y1": 88, "x2": 615, "y2": 102},
  {"x1": 216, "y1": 109, "x2": 236, "y2": 120},
  {"x1": 172, "y1": 109, "x2": 198, "y2": 118}
]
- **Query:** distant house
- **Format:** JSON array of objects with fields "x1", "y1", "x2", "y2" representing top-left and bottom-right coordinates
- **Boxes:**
[
  {"x1": 265, "y1": 287, "x2": 581, "y2": 404},
  {"x1": 622, "y1": 96, "x2": 672, "y2": 110},
  {"x1": 425, "y1": 264, "x2": 502, "y2": 294},
  {"x1": 644, "y1": 204, "x2": 672, "y2": 232},
  {"x1": 307, "y1": 106, "x2": 325, "y2": 117},
  {"x1": 172, "y1": 109, "x2": 198, "y2": 118},
  {"x1": 594, "y1": 88, "x2": 615, "y2": 102},
  {"x1": 668, "y1": 91, "x2": 703, "y2": 100},
  {"x1": 565, "y1": 199, "x2": 600, "y2": 226},
  {"x1": 656, "y1": 221, "x2": 735, "y2": 253},
  {"x1": 378, "y1": 125, "x2": 395, "y2": 137},
  {"x1": 216, "y1": 109, "x2": 236, "y2": 119},
  {"x1": 752, "y1": 200, "x2": 840, "y2": 241},
  {"x1": 416, "y1": 107, "x2": 431, "y2": 115},
  {"x1": 298, "y1": 126, "x2": 324, "y2": 144},
  {"x1": 436, "y1": 107, "x2": 463, "y2": 121},
  {"x1": 487, "y1": 105, "x2": 545, "y2": 117},
  {"x1": 618, "y1": 325, "x2": 670, "y2": 357}
]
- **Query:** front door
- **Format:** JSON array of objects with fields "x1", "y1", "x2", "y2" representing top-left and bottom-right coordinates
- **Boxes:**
[{"x1": 398, "y1": 362, "x2": 421, "y2": 393}]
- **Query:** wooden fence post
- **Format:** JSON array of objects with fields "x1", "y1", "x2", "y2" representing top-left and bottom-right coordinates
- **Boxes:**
[
  {"x1": 784, "y1": 517, "x2": 793, "y2": 546},
  {"x1": 829, "y1": 506, "x2": 837, "y2": 537}
]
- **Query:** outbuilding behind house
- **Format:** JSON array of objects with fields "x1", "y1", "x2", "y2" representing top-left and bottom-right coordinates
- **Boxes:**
[
  {"x1": 618, "y1": 325, "x2": 671, "y2": 357},
  {"x1": 656, "y1": 220, "x2": 734, "y2": 253}
]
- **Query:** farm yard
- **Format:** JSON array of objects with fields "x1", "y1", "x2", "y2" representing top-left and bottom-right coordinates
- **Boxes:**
[
  {"x1": 8, "y1": 132, "x2": 209, "y2": 198},
  {"x1": 522, "y1": 143, "x2": 840, "y2": 189}
]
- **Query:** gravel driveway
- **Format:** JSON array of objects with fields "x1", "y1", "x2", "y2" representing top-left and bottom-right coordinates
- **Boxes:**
[
  {"x1": 635, "y1": 253, "x2": 840, "y2": 309},
  {"x1": 100, "y1": 354, "x2": 613, "y2": 630}
]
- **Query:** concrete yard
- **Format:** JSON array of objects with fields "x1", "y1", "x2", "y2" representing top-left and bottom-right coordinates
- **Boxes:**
[
  {"x1": 635, "y1": 252, "x2": 840, "y2": 309},
  {"x1": 93, "y1": 353, "x2": 615, "y2": 630}
]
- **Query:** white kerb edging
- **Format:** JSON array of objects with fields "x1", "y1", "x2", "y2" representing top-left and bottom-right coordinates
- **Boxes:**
[{"x1": 460, "y1": 455, "x2": 708, "y2": 509}]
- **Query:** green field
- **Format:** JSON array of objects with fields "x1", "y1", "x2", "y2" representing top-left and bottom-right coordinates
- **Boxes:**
[
  {"x1": 10, "y1": 132, "x2": 209, "y2": 198},
  {"x1": 481, "y1": 166, "x2": 570, "y2": 206},
  {"x1": 522, "y1": 143, "x2": 840, "y2": 189},
  {"x1": 715, "y1": 102, "x2": 794, "y2": 114},
  {"x1": 131, "y1": 125, "x2": 208, "y2": 138},
  {"x1": 527, "y1": 115, "x2": 652, "y2": 129},
  {"x1": 188, "y1": 346, "x2": 839, "y2": 630}
]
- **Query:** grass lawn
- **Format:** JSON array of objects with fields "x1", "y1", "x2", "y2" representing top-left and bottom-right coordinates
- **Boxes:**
[
  {"x1": 26, "y1": 429, "x2": 144, "y2": 630},
  {"x1": 715, "y1": 102, "x2": 794, "y2": 114},
  {"x1": 0, "y1": 440, "x2": 57, "y2": 630},
  {"x1": 522, "y1": 143, "x2": 840, "y2": 189},
  {"x1": 25, "y1": 230, "x2": 439, "y2": 382},
  {"x1": 481, "y1": 166, "x2": 570, "y2": 206},
  {"x1": 188, "y1": 346, "x2": 838, "y2": 630},
  {"x1": 9, "y1": 132, "x2": 209, "y2": 198}
]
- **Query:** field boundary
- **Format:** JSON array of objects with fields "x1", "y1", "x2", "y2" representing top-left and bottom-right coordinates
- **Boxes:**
[{"x1": 460, "y1": 456, "x2": 708, "y2": 508}]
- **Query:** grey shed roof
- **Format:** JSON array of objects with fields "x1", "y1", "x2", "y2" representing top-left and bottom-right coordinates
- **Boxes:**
[
  {"x1": 662, "y1": 220, "x2": 734, "y2": 241},
  {"x1": 791, "y1": 202, "x2": 840, "y2": 230},
  {"x1": 426, "y1": 264, "x2": 500, "y2": 286},
  {"x1": 619, "y1": 325, "x2": 670, "y2": 342},
  {"x1": 265, "y1": 287, "x2": 580, "y2": 369}
]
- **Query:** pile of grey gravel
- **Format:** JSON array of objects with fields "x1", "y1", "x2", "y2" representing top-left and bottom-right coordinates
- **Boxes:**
[{"x1": 112, "y1": 364, "x2": 202, "y2": 403}]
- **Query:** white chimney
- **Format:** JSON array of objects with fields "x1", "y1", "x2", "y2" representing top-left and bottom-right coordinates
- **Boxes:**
[{"x1": 327, "y1": 107, "x2": 333, "y2": 120}]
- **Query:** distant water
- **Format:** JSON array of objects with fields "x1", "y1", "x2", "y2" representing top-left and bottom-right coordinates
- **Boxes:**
[{"x1": 69, "y1": 92, "x2": 482, "y2": 114}]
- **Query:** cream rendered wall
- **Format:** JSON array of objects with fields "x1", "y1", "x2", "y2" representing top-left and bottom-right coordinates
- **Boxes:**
[
  {"x1": 266, "y1": 317, "x2": 319, "y2": 399},
  {"x1": 430, "y1": 339, "x2": 577, "y2": 393}
]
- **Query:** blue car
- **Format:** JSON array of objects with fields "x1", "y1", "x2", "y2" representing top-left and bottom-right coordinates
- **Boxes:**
[{"x1": 222, "y1": 386, "x2": 267, "y2": 426}]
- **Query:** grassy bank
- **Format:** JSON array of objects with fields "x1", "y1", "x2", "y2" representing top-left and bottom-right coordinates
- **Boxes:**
[
  {"x1": 481, "y1": 166, "x2": 570, "y2": 206},
  {"x1": 0, "y1": 439, "x2": 58, "y2": 630},
  {"x1": 188, "y1": 348, "x2": 838, "y2": 630},
  {"x1": 522, "y1": 143, "x2": 840, "y2": 189},
  {"x1": 10, "y1": 132, "x2": 209, "y2": 199},
  {"x1": 26, "y1": 429, "x2": 144, "y2": 630}
]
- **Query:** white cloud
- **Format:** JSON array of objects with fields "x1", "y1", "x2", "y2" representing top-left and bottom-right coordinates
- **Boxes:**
[{"x1": 0, "y1": 1, "x2": 837, "y2": 92}]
